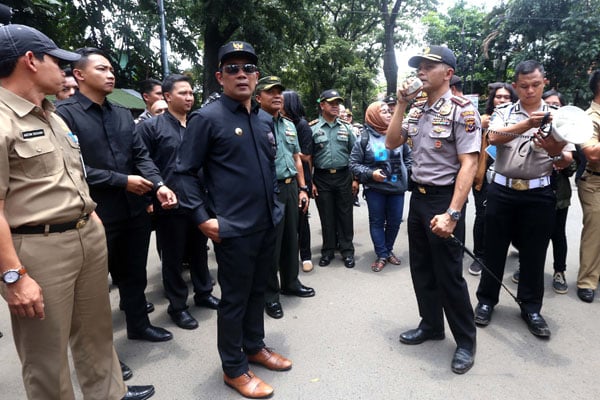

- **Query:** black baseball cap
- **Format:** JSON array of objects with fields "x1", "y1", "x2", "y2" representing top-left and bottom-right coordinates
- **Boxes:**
[
  {"x1": 450, "y1": 75, "x2": 462, "y2": 86},
  {"x1": 408, "y1": 45, "x2": 456, "y2": 70},
  {"x1": 0, "y1": 24, "x2": 80, "y2": 62},
  {"x1": 218, "y1": 41, "x2": 258, "y2": 67},
  {"x1": 256, "y1": 76, "x2": 285, "y2": 93},
  {"x1": 319, "y1": 89, "x2": 344, "y2": 103}
]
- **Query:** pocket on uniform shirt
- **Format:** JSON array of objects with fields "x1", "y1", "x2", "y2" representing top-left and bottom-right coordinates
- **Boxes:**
[{"x1": 14, "y1": 137, "x2": 62, "y2": 178}]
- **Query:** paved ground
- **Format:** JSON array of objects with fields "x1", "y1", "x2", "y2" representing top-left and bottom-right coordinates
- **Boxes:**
[{"x1": 2, "y1": 185, "x2": 599, "y2": 399}]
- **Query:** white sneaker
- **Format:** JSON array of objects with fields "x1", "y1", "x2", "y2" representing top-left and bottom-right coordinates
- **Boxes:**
[{"x1": 302, "y1": 260, "x2": 313, "y2": 272}]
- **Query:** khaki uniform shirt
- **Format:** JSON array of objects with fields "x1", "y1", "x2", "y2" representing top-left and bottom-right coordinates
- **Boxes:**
[
  {"x1": 490, "y1": 100, "x2": 575, "y2": 179},
  {"x1": 582, "y1": 100, "x2": 600, "y2": 172},
  {"x1": 0, "y1": 87, "x2": 95, "y2": 227},
  {"x1": 402, "y1": 91, "x2": 481, "y2": 186}
]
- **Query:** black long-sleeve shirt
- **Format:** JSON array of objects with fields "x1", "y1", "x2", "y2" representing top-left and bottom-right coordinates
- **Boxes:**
[
  {"x1": 136, "y1": 110, "x2": 192, "y2": 215},
  {"x1": 56, "y1": 91, "x2": 164, "y2": 223},
  {"x1": 175, "y1": 94, "x2": 282, "y2": 238}
]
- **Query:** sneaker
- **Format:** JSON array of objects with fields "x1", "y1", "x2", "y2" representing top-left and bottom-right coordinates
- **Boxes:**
[
  {"x1": 552, "y1": 271, "x2": 568, "y2": 294},
  {"x1": 511, "y1": 268, "x2": 520, "y2": 284},
  {"x1": 302, "y1": 260, "x2": 314, "y2": 273},
  {"x1": 468, "y1": 259, "x2": 482, "y2": 276}
]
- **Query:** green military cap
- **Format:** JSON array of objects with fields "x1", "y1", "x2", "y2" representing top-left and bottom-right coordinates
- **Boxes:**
[{"x1": 256, "y1": 76, "x2": 285, "y2": 93}]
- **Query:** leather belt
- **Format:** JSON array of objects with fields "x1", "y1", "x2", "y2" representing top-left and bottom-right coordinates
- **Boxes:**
[
  {"x1": 493, "y1": 172, "x2": 550, "y2": 191},
  {"x1": 315, "y1": 167, "x2": 348, "y2": 174},
  {"x1": 11, "y1": 214, "x2": 90, "y2": 235},
  {"x1": 278, "y1": 177, "x2": 294, "y2": 184},
  {"x1": 415, "y1": 184, "x2": 455, "y2": 195},
  {"x1": 585, "y1": 169, "x2": 600, "y2": 176}
]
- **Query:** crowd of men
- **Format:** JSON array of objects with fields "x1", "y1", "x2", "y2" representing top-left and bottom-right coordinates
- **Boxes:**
[{"x1": 1, "y1": 22, "x2": 600, "y2": 400}]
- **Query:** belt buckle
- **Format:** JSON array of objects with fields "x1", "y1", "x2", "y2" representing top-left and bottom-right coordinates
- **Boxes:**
[
  {"x1": 75, "y1": 218, "x2": 87, "y2": 229},
  {"x1": 510, "y1": 179, "x2": 528, "y2": 191},
  {"x1": 285, "y1": 177, "x2": 293, "y2": 184},
  {"x1": 329, "y1": 169, "x2": 337, "y2": 174},
  {"x1": 418, "y1": 186, "x2": 426, "y2": 194}
]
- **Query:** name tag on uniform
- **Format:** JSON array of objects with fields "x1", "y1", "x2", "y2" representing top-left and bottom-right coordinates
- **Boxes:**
[{"x1": 22, "y1": 129, "x2": 45, "y2": 139}]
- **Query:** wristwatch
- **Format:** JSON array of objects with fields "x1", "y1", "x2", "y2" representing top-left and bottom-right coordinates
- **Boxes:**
[
  {"x1": 550, "y1": 153, "x2": 564, "y2": 163},
  {"x1": 155, "y1": 181, "x2": 165, "y2": 190},
  {"x1": 2, "y1": 266, "x2": 27, "y2": 285},
  {"x1": 299, "y1": 185, "x2": 309, "y2": 193},
  {"x1": 447, "y1": 208, "x2": 461, "y2": 221}
]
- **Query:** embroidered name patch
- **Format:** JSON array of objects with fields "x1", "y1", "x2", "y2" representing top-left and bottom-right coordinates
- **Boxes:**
[{"x1": 22, "y1": 129, "x2": 45, "y2": 139}]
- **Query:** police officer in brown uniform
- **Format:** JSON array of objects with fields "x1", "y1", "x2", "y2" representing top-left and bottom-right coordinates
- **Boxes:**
[
  {"x1": 386, "y1": 45, "x2": 480, "y2": 374},
  {"x1": 0, "y1": 25, "x2": 154, "y2": 400}
]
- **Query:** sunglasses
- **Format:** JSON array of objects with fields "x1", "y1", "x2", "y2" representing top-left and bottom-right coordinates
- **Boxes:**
[{"x1": 221, "y1": 64, "x2": 258, "y2": 75}]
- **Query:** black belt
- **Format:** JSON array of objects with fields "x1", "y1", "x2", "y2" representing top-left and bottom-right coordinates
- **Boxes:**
[
  {"x1": 315, "y1": 167, "x2": 348, "y2": 174},
  {"x1": 586, "y1": 169, "x2": 600, "y2": 176},
  {"x1": 414, "y1": 183, "x2": 455, "y2": 195},
  {"x1": 11, "y1": 214, "x2": 90, "y2": 235},
  {"x1": 278, "y1": 177, "x2": 294, "y2": 184}
]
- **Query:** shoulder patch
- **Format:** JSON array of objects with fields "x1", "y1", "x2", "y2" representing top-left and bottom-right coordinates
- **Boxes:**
[
  {"x1": 308, "y1": 119, "x2": 319, "y2": 126},
  {"x1": 450, "y1": 95, "x2": 471, "y2": 107}
]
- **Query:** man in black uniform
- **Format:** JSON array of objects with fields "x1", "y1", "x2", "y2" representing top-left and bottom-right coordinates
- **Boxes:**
[
  {"x1": 136, "y1": 74, "x2": 219, "y2": 330},
  {"x1": 175, "y1": 41, "x2": 290, "y2": 399},
  {"x1": 386, "y1": 45, "x2": 480, "y2": 374},
  {"x1": 56, "y1": 48, "x2": 177, "y2": 343}
]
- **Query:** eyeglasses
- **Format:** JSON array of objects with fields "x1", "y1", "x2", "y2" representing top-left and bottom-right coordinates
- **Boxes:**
[{"x1": 221, "y1": 64, "x2": 258, "y2": 75}]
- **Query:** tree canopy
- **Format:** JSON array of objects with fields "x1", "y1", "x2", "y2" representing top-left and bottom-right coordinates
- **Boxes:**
[{"x1": 5, "y1": 0, "x2": 600, "y2": 116}]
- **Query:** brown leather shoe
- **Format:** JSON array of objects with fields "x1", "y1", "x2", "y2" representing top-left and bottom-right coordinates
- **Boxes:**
[
  {"x1": 223, "y1": 370, "x2": 273, "y2": 399},
  {"x1": 247, "y1": 347, "x2": 292, "y2": 371}
]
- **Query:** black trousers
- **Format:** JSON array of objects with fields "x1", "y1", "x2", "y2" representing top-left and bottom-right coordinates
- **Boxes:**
[
  {"x1": 298, "y1": 206, "x2": 312, "y2": 262},
  {"x1": 551, "y1": 206, "x2": 568, "y2": 273},
  {"x1": 155, "y1": 213, "x2": 213, "y2": 313},
  {"x1": 266, "y1": 181, "x2": 301, "y2": 303},
  {"x1": 476, "y1": 183, "x2": 556, "y2": 313},
  {"x1": 105, "y1": 213, "x2": 152, "y2": 332},
  {"x1": 215, "y1": 227, "x2": 275, "y2": 378},
  {"x1": 313, "y1": 170, "x2": 354, "y2": 258},
  {"x1": 472, "y1": 179, "x2": 488, "y2": 260},
  {"x1": 408, "y1": 190, "x2": 476, "y2": 351}
]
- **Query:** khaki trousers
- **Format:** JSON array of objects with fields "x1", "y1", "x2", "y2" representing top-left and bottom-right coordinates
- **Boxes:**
[
  {"x1": 3, "y1": 218, "x2": 126, "y2": 400},
  {"x1": 577, "y1": 174, "x2": 600, "y2": 289}
]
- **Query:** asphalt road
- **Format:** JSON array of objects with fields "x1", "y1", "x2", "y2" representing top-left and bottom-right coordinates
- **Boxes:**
[{"x1": 2, "y1": 184, "x2": 599, "y2": 399}]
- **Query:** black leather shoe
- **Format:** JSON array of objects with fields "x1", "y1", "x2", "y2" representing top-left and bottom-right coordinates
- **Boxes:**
[
  {"x1": 474, "y1": 303, "x2": 493, "y2": 326},
  {"x1": 120, "y1": 360, "x2": 133, "y2": 381},
  {"x1": 281, "y1": 284, "x2": 315, "y2": 298},
  {"x1": 169, "y1": 310, "x2": 199, "y2": 330},
  {"x1": 399, "y1": 328, "x2": 445, "y2": 345},
  {"x1": 121, "y1": 385, "x2": 155, "y2": 400},
  {"x1": 577, "y1": 288, "x2": 595, "y2": 303},
  {"x1": 451, "y1": 347, "x2": 475, "y2": 374},
  {"x1": 265, "y1": 301, "x2": 283, "y2": 319},
  {"x1": 194, "y1": 294, "x2": 220, "y2": 310},
  {"x1": 521, "y1": 312, "x2": 551, "y2": 338},
  {"x1": 119, "y1": 301, "x2": 154, "y2": 314},
  {"x1": 343, "y1": 256, "x2": 355, "y2": 268},
  {"x1": 127, "y1": 325, "x2": 173, "y2": 342},
  {"x1": 319, "y1": 255, "x2": 334, "y2": 266}
]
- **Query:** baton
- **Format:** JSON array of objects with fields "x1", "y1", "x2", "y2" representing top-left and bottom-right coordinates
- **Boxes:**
[{"x1": 450, "y1": 234, "x2": 522, "y2": 307}]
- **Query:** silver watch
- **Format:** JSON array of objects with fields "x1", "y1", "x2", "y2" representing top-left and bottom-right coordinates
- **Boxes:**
[{"x1": 447, "y1": 208, "x2": 461, "y2": 221}]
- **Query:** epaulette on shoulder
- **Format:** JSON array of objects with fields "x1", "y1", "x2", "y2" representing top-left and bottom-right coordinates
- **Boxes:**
[
  {"x1": 308, "y1": 118, "x2": 319, "y2": 126},
  {"x1": 450, "y1": 95, "x2": 471, "y2": 107}
]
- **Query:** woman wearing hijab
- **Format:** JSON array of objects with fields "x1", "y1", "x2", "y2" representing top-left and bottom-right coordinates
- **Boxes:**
[{"x1": 349, "y1": 101, "x2": 412, "y2": 272}]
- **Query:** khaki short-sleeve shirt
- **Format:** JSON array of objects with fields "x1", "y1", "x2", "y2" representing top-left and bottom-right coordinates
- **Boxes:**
[{"x1": 0, "y1": 87, "x2": 95, "y2": 227}]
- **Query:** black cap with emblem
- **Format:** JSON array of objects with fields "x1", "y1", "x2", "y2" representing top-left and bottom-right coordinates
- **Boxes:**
[
  {"x1": 408, "y1": 45, "x2": 456, "y2": 70},
  {"x1": 218, "y1": 41, "x2": 258, "y2": 67}
]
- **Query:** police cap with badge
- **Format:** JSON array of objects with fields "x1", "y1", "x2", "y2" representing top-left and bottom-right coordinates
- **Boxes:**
[
  {"x1": 218, "y1": 40, "x2": 258, "y2": 67},
  {"x1": 408, "y1": 45, "x2": 457, "y2": 70}
]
